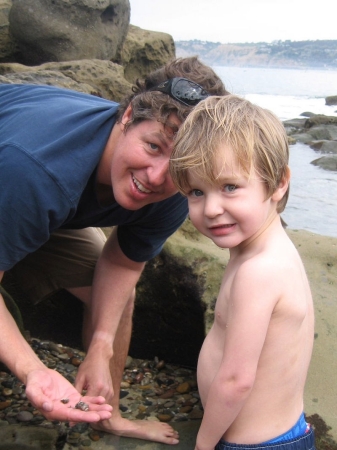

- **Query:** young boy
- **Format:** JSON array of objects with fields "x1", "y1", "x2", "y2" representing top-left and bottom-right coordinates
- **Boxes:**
[{"x1": 170, "y1": 95, "x2": 315, "y2": 450}]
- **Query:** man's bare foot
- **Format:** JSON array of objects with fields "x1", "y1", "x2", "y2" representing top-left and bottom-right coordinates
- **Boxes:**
[{"x1": 92, "y1": 416, "x2": 179, "y2": 445}]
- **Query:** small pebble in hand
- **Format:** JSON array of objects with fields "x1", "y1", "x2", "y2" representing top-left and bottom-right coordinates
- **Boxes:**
[
  {"x1": 75, "y1": 401, "x2": 89, "y2": 411},
  {"x1": 60, "y1": 398, "x2": 69, "y2": 404}
]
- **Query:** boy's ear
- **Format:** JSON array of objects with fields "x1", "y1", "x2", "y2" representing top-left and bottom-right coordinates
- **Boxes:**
[{"x1": 272, "y1": 166, "x2": 291, "y2": 202}]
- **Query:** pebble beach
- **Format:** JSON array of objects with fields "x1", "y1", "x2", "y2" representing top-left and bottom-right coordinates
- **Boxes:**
[{"x1": 0, "y1": 337, "x2": 203, "y2": 449}]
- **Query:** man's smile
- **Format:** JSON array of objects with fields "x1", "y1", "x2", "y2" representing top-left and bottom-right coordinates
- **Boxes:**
[{"x1": 132, "y1": 175, "x2": 152, "y2": 194}]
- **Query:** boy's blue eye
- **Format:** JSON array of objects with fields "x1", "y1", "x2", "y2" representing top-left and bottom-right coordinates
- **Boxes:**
[
  {"x1": 191, "y1": 189, "x2": 203, "y2": 197},
  {"x1": 224, "y1": 184, "x2": 237, "y2": 192}
]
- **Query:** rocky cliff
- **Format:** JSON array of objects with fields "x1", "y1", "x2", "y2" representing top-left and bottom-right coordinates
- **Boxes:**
[{"x1": 176, "y1": 39, "x2": 337, "y2": 69}]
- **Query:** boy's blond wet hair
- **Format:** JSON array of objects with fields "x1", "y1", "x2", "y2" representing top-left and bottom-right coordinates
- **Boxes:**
[{"x1": 170, "y1": 95, "x2": 290, "y2": 213}]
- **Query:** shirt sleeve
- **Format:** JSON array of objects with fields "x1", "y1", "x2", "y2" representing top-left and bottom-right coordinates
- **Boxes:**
[
  {"x1": 0, "y1": 145, "x2": 74, "y2": 270},
  {"x1": 117, "y1": 193, "x2": 188, "y2": 262}
]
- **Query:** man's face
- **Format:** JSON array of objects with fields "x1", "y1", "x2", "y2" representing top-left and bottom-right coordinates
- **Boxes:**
[{"x1": 109, "y1": 107, "x2": 181, "y2": 210}]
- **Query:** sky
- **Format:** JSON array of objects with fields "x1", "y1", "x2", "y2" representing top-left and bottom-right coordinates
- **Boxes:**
[{"x1": 129, "y1": 0, "x2": 337, "y2": 44}]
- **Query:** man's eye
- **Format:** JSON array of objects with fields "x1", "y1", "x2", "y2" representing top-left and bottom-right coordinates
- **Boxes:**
[{"x1": 149, "y1": 143, "x2": 159, "y2": 151}]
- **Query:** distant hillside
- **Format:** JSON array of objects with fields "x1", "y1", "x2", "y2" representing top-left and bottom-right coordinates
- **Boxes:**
[{"x1": 175, "y1": 40, "x2": 337, "y2": 69}]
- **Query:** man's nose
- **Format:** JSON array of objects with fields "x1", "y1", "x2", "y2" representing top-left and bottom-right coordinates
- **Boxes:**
[{"x1": 148, "y1": 158, "x2": 170, "y2": 186}]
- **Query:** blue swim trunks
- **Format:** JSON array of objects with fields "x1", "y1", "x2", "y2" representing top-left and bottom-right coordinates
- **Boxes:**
[{"x1": 215, "y1": 413, "x2": 315, "y2": 450}]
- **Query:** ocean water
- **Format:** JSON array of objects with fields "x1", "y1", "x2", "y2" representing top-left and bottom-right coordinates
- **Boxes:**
[{"x1": 213, "y1": 66, "x2": 337, "y2": 238}]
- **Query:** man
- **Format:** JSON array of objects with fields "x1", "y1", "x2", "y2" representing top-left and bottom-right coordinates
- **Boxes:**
[{"x1": 0, "y1": 57, "x2": 228, "y2": 444}]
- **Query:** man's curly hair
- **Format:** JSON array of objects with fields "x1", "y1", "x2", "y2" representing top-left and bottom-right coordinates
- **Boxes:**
[{"x1": 117, "y1": 56, "x2": 229, "y2": 132}]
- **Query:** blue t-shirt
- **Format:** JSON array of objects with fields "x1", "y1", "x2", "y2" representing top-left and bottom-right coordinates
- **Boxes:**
[{"x1": 0, "y1": 84, "x2": 188, "y2": 270}]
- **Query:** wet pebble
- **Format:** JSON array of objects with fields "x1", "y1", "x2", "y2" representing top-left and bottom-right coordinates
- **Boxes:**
[
  {"x1": 157, "y1": 413, "x2": 174, "y2": 422},
  {"x1": 88, "y1": 430, "x2": 101, "y2": 441},
  {"x1": 16, "y1": 411, "x2": 34, "y2": 422}
]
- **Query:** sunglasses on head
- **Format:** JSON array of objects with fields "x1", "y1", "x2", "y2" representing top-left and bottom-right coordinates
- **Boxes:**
[{"x1": 149, "y1": 77, "x2": 210, "y2": 106}]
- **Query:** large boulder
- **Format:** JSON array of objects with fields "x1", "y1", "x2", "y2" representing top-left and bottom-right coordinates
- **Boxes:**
[
  {"x1": 120, "y1": 24, "x2": 175, "y2": 83},
  {"x1": 8, "y1": 0, "x2": 130, "y2": 65},
  {"x1": 0, "y1": 1, "x2": 175, "y2": 85}
]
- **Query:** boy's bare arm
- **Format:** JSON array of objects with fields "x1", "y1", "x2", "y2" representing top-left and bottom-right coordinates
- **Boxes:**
[{"x1": 195, "y1": 260, "x2": 279, "y2": 450}]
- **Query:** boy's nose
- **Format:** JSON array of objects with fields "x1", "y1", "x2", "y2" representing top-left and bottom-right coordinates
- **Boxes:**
[{"x1": 204, "y1": 195, "x2": 224, "y2": 218}]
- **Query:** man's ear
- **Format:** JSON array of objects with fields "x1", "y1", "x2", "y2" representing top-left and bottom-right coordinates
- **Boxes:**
[
  {"x1": 272, "y1": 166, "x2": 291, "y2": 202},
  {"x1": 120, "y1": 104, "x2": 133, "y2": 130}
]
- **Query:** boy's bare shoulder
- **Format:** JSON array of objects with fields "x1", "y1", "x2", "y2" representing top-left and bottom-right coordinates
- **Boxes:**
[{"x1": 233, "y1": 238, "x2": 302, "y2": 294}]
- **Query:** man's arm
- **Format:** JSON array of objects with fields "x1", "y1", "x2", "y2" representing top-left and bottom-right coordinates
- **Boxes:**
[
  {"x1": 0, "y1": 271, "x2": 47, "y2": 381},
  {"x1": 74, "y1": 227, "x2": 145, "y2": 400},
  {"x1": 0, "y1": 271, "x2": 112, "y2": 422}
]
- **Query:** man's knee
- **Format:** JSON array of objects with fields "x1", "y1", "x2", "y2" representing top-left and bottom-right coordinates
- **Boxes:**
[{"x1": 9, "y1": 228, "x2": 106, "y2": 304}]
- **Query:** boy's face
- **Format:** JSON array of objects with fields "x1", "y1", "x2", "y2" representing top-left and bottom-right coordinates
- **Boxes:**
[
  {"x1": 108, "y1": 106, "x2": 181, "y2": 210},
  {"x1": 185, "y1": 145, "x2": 282, "y2": 250}
]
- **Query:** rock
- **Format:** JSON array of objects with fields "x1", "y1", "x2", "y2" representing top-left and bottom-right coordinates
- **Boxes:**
[
  {"x1": 124, "y1": 355, "x2": 133, "y2": 368},
  {"x1": 289, "y1": 133, "x2": 316, "y2": 144},
  {"x1": 311, "y1": 155, "x2": 337, "y2": 172},
  {"x1": 0, "y1": 424, "x2": 58, "y2": 449},
  {"x1": 37, "y1": 59, "x2": 132, "y2": 102},
  {"x1": 0, "y1": 65, "x2": 104, "y2": 96},
  {"x1": 2, "y1": 388, "x2": 12, "y2": 396},
  {"x1": 120, "y1": 24, "x2": 175, "y2": 83},
  {"x1": 0, "y1": 0, "x2": 18, "y2": 62},
  {"x1": 326, "y1": 95, "x2": 337, "y2": 106},
  {"x1": 159, "y1": 389, "x2": 176, "y2": 399},
  {"x1": 180, "y1": 405, "x2": 193, "y2": 413},
  {"x1": 305, "y1": 124, "x2": 337, "y2": 141},
  {"x1": 16, "y1": 411, "x2": 34, "y2": 422},
  {"x1": 0, "y1": 401, "x2": 11, "y2": 410},
  {"x1": 309, "y1": 140, "x2": 337, "y2": 154},
  {"x1": 0, "y1": 59, "x2": 132, "y2": 101},
  {"x1": 9, "y1": 0, "x2": 130, "y2": 65},
  {"x1": 88, "y1": 430, "x2": 101, "y2": 441},
  {"x1": 176, "y1": 382, "x2": 191, "y2": 394},
  {"x1": 157, "y1": 413, "x2": 173, "y2": 422},
  {"x1": 284, "y1": 115, "x2": 337, "y2": 144},
  {"x1": 283, "y1": 118, "x2": 307, "y2": 128},
  {"x1": 305, "y1": 115, "x2": 337, "y2": 127},
  {"x1": 300, "y1": 111, "x2": 317, "y2": 118}
]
